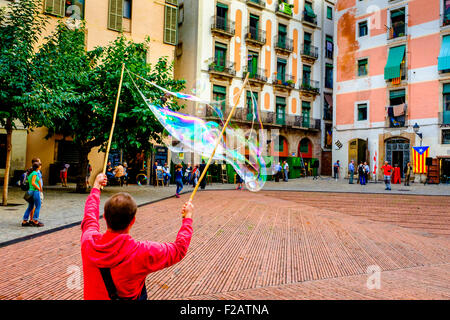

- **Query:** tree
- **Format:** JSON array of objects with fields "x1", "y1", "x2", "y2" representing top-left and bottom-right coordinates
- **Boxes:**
[
  {"x1": 30, "y1": 23, "x2": 185, "y2": 193},
  {"x1": 0, "y1": 0, "x2": 49, "y2": 206}
]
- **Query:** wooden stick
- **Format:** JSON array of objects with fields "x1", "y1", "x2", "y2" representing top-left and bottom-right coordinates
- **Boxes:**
[
  {"x1": 187, "y1": 73, "x2": 250, "y2": 205},
  {"x1": 102, "y1": 63, "x2": 126, "y2": 176}
]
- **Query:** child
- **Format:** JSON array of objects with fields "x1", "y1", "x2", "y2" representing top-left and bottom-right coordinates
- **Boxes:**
[
  {"x1": 236, "y1": 173, "x2": 244, "y2": 190},
  {"x1": 175, "y1": 164, "x2": 184, "y2": 198},
  {"x1": 81, "y1": 173, "x2": 194, "y2": 300}
]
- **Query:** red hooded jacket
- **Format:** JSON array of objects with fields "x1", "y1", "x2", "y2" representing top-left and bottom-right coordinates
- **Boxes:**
[{"x1": 80, "y1": 188, "x2": 193, "y2": 300}]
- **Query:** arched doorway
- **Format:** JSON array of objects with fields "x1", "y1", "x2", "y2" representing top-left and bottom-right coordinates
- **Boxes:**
[
  {"x1": 272, "y1": 135, "x2": 289, "y2": 157},
  {"x1": 385, "y1": 137, "x2": 410, "y2": 177}
]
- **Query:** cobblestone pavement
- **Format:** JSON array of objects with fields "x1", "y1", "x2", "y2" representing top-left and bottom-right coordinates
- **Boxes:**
[
  {"x1": 0, "y1": 190, "x2": 448, "y2": 300},
  {"x1": 0, "y1": 177, "x2": 449, "y2": 245}
]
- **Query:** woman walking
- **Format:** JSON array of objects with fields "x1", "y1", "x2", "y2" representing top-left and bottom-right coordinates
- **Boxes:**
[
  {"x1": 175, "y1": 164, "x2": 184, "y2": 198},
  {"x1": 22, "y1": 162, "x2": 44, "y2": 227}
]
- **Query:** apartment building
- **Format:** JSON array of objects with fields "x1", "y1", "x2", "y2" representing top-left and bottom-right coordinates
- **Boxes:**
[
  {"x1": 334, "y1": 0, "x2": 450, "y2": 181},
  {"x1": 175, "y1": 0, "x2": 335, "y2": 176},
  {"x1": 0, "y1": 0, "x2": 179, "y2": 184}
]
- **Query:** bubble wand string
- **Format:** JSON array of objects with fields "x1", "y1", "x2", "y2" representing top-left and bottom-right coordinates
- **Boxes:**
[{"x1": 185, "y1": 73, "x2": 250, "y2": 212}]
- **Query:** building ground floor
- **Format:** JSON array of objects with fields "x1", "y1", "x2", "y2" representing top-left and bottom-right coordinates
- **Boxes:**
[{"x1": 332, "y1": 121, "x2": 450, "y2": 183}]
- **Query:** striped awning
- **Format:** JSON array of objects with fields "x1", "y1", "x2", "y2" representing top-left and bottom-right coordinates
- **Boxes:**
[
  {"x1": 438, "y1": 35, "x2": 450, "y2": 71},
  {"x1": 384, "y1": 45, "x2": 405, "y2": 80}
]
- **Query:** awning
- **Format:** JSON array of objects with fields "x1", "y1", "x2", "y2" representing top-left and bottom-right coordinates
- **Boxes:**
[
  {"x1": 304, "y1": 3, "x2": 316, "y2": 18},
  {"x1": 391, "y1": 9, "x2": 405, "y2": 18},
  {"x1": 389, "y1": 89, "x2": 405, "y2": 99},
  {"x1": 384, "y1": 45, "x2": 405, "y2": 80},
  {"x1": 324, "y1": 93, "x2": 333, "y2": 107},
  {"x1": 438, "y1": 35, "x2": 450, "y2": 71}
]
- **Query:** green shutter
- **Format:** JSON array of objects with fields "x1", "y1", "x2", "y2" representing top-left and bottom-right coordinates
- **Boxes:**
[
  {"x1": 164, "y1": 4, "x2": 178, "y2": 45},
  {"x1": 327, "y1": 6, "x2": 333, "y2": 19},
  {"x1": 389, "y1": 89, "x2": 405, "y2": 99},
  {"x1": 108, "y1": 0, "x2": 123, "y2": 31},
  {"x1": 217, "y1": 3, "x2": 229, "y2": 9},
  {"x1": 304, "y1": 32, "x2": 311, "y2": 42},
  {"x1": 326, "y1": 35, "x2": 333, "y2": 43},
  {"x1": 166, "y1": 0, "x2": 178, "y2": 5},
  {"x1": 384, "y1": 45, "x2": 405, "y2": 80},
  {"x1": 213, "y1": 85, "x2": 227, "y2": 95},
  {"x1": 438, "y1": 35, "x2": 450, "y2": 71},
  {"x1": 302, "y1": 101, "x2": 311, "y2": 109},
  {"x1": 45, "y1": 0, "x2": 65, "y2": 17},
  {"x1": 304, "y1": 2, "x2": 316, "y2": 18},
  {"x1": 276, "y1": 97, "x2": 286, "y2": 105},
  {"x1": 391, "y1": 9, "x2": 405, "y2": 18},
  {"x1": 444, "y1": 83, "x2": 450, "y2": 94}
]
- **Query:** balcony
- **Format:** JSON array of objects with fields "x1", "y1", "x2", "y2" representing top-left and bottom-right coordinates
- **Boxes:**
[
  {"x1": 211, "y1": 16, "x2": 235, "y2": 38},
  {"x1": 300, "y1": 44, "x2": 319, "y2": 62},
  {"x1": 387, "y1": 22, "x2": 407, "y2": 40},
  {"x1": 442, "y1": 12, "x2": 450, "y2": 27},
  {"x1": 302, "y1": 11, "x2": 317, "y2": 27},
  {"x1": 299, "y1": 79, "x2": 320, "y2": 96},
  {"x1": 274, "y1": 35, "x2": 294, "y2": 54},
  {"x1": 246, "y1": 0, "x2": 265, "y2": 10},
  {"x1": 275, "y1": 1, "x2": 293, "y2": 19},
  {"x1": 386, "y1": 63, "x2": 407, "y2": 85},
  {"x1": 245, "y1": 26, "x2": 266, "y2": 46},
  {"x1": 207, "y1": 58, "x2": 236, "y2": 79},
  {"x1": 283, "y1": 115, "x2": 321, "y2": 130},
  {"x1": 272, "y1": 73, "x2": 296, "y2": 90},
  {"x1": 243, "y1": 66, "x2": 268, "y2": 84},
  {"x1": 386, "y1": 104, "x2": 408, "y2": 128}
]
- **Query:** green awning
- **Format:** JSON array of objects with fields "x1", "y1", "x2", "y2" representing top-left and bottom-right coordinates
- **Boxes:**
[
  {"x1": 438, "y1": 35, "x2": 450, "y2": 71},
  {"x1": 389, "y1": 89, "x2": 405, "y2": 99},
  {"x1": 444, "y1": 83, "x2": 450, "y2": 94},
  {"x1": 384, "y1": 45, "x2": 405, "y2": 80},
  {"x1": 305, "y1": 3, "x2": 316, "y2": 18},
  {"x1": 217, "y1": 3, "x2": 228, "y2": 9},
  {"x1": 391, "y1": 9, "x2": 404, "y2": 18}
]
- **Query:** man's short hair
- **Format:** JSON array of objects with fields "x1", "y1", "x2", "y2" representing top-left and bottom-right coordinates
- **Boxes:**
[{"x1": 104, "y1": 193, "x2": 137, "y2": 231}]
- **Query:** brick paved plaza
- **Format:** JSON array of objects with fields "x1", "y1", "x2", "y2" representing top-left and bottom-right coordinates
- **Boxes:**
[{"x1": 0, "y1": 189, "x2": 448, "y2": 300}]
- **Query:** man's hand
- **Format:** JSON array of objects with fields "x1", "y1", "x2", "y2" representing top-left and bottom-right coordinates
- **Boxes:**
[
  {"x1": 181, "y1": 200, "x2": 194, "y2": 219},
  {"x1": 93, "y1": 173, "x2": 108, "y2": 190}
]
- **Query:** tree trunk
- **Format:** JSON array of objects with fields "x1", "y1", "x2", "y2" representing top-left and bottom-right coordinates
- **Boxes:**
[
  {"x1": 2, "y1": 118, "x2": 13, "y2": 206},
  {"x1": 75, "y1": 145, "x2": 90, "y2": 193}
]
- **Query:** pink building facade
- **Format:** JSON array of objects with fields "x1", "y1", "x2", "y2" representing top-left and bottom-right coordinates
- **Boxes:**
[{"x1": 334, "y1": 0, "x2": 450, "y2": 181}]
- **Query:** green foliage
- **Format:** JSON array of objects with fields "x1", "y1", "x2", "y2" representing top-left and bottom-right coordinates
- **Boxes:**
[
  {"x1": 30, "y1": 23, "x2": 185, "y2": 156},
  {"x1": 0, "y1": 0, "x2": 48, "y2": 128}
]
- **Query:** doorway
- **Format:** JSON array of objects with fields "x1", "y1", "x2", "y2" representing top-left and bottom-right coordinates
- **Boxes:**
[{"x1": 385, "y1": 138, "x2": 410, "y2": 177}]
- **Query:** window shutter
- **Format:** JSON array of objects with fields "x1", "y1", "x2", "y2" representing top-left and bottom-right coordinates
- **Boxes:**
[
  {"x1": 44, "y1": 0, "x2": 65, "y2": 17},
  {"x1": 164, "y1": 4, "x2": 178, "y2": 45},
  {"x1": 166, "y1": 0, "x2": 179, "y2": 5},
  {"x1": 108, "y1": 0, "x2": 123, "y2": 32}
]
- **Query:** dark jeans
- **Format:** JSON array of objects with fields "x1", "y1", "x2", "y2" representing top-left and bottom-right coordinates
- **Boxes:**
[
  {"x1": 404, "y1": 174, "x2": 411, "y2": 186},
  {"x1": 23, "y1": 190, "x2": 41, "y2": 221},
  {"x1": 176, "y1": 179, "x2": 183, "y2": 194}
]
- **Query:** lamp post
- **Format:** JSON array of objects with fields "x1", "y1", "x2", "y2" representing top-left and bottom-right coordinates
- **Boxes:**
[{"x1": 413, "y1": 123, "x2": 423, "y2": 146}]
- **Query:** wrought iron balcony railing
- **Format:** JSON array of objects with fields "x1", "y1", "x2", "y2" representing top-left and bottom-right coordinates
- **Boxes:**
[
  {"x1": 272, "y1": 73, "x2": 296, "y2": 88},
  {"x1": 246, "y1": 0, "x2": 266, "y2": 9},
  {"x1": 300, "y1": 44, "x2": 319, "y2": 59},
  {"x1": 387, "y1": 22, "x2": 407, "y2": 40},
  {"x1": 245, "y1": 26, "x2": 266, "y2": 45},
  {"x1": 211, "y1": 15, "x2": 235, "y2": 36},
  {"x1": 243, "y1": 66, "x2": 268, "y2": 82},
  {"x1": 274, "y1": 35, "x2": 294, "y2": 52},
  {"x1": 302, "y1": 11, "x2": 317, "y2": 25},
  {"x1": 207, "y1": 58, "x2": 236, "y2": 76},
  {"x1": 299, "y1": 79, "x2": 320, "y2": 94}
]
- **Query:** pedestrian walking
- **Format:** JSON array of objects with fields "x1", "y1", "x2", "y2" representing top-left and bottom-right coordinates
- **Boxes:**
[
  {"x1": 81, "y1": 173, "x2": 193, "y2": 300},
  {"x1": 348, "y1": 160, "x2": 355, "y2": 184},
  {"x1": 163, "y1": 163, "x2": 171, "y2": 186},
  {"x1": 184, "y1": 163, "x2": 192, "y2": 185},
  {"x1": 175, "y1": 164, "x2": 183, "y2": 198},
  {"x1": 192, "y1": 165, "x2": 199, "y2": 187},
  {"x1": 60, "y1": 162, "x2": 70, "y2": 187},
  {"x1": 364, "y1": 162, "x2": 370, "y2": 185},
  {"x1": 381, "y1": 161, "x2": 393, "y2": 190},
  {"x1": 199, "y1": 160, "x2": 207, "y2": 190},
  {"x1": 283, "y1": 161, "x2": 289, "y2": 182},
  {"x1": 114, "y1": 163, "x2": 126, "y2": 187},
  {"x1": 404, "y1": 162, "x2": 413, "y2": 186},
  {"x1": 30, "y1": 158, "x2": 43, "y2": 222},
  {"x1": 333, "y1": 160, "x2": 340, "y2": 180},
  {"x1": 22, "y1": 162, "x2": 44, "y2": 227},
  {"x1": 358, "y1": 162, "x2": 365, "y2": 185}
]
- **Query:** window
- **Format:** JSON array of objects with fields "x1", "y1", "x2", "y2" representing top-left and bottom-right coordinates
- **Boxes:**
[
  {"x1": 358, "y1": 20, "x2": 368, "y2": 37},
  {"x1": 0, "y1": 134, "x2": 6, "y2": 169},
  {"x1": 108, "y1": 0, "x2": 123, "y2": 31},
  {"x1": 248, "y1": 51, "x2": 259, "y2": 78},
  {"x1": 325, "y1": 35, "x2": 333, "y2": 59},
  {"x1": 213, "y1": 85, "x2": 227, "y2": 115},
  {"x1": 276, "y1": 58, "x2": 287, "y2": 83},
  {"x1": 276, "y1": 97, "x2": 286, "y2": 125},
  {"x1": 358, "y1": 58, "x2": 368, "y2": 76},
  {"x1": 443, "y1": 84, "x2": 450, "y2": 125},
  {"x1": 164, "y1": 1, "x2": 178, "y2": 45},
  {"x1": 444, "y1": 0, "x2": 450, "y2": 26},
  {"x1": 327, "y1": 6, "x2": 333, "y2": 20},
  {"x1": 388, "y1": 89, "x2": 406, "y2": 127},
  {"x1": 44, "y1": 0, "x2": 65, "y2": 17},
  {"x1": 357, "y1": 103, "x2": 368, "y2": 121},
  {"x1": 302, "y1": 64, "x2": 311, "y2": 85},
  {"x1": 302, "y1": 101, "x2": 311, "y2": 127},
  {"x1": 65, "y1": 0, "x2": 85, "y2": 20},
  {"x1": 300, "y1": 138, "x2": 309, "y2": 153},
  {"x1": 443, "y1": 130, "x2": 450, "y2": 144},
  {"x1": 123, "y1": 0, "x2": 132, "y2": 19},
  {"x1": 214, "y1": 42, "x2": 227, "y2": 71},
  {"x1": 249, "y1": 14, "x2": 260, "y2": 39},
  {"x1": 389, "y1": 8, "x2": 406, "y2": 39},
  {"x1": 278, "y1": 23, "x2": 287, "y2": 48},
  {"x1": 246, "y1": 91, "x2": 258, "y2": 120},
  {"x1": 325, "y1": 64, "x2": 333, "y2": 88}
]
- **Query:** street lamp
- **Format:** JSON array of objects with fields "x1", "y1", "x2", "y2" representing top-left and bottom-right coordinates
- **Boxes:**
[{"x1": 413, "y1": 123, "x2": 423, "y2": 146}]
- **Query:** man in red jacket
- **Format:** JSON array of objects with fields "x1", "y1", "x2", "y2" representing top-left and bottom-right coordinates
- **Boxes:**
[{"x1": 81, "y1": 173, "x2": 194, "y2": 300}]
